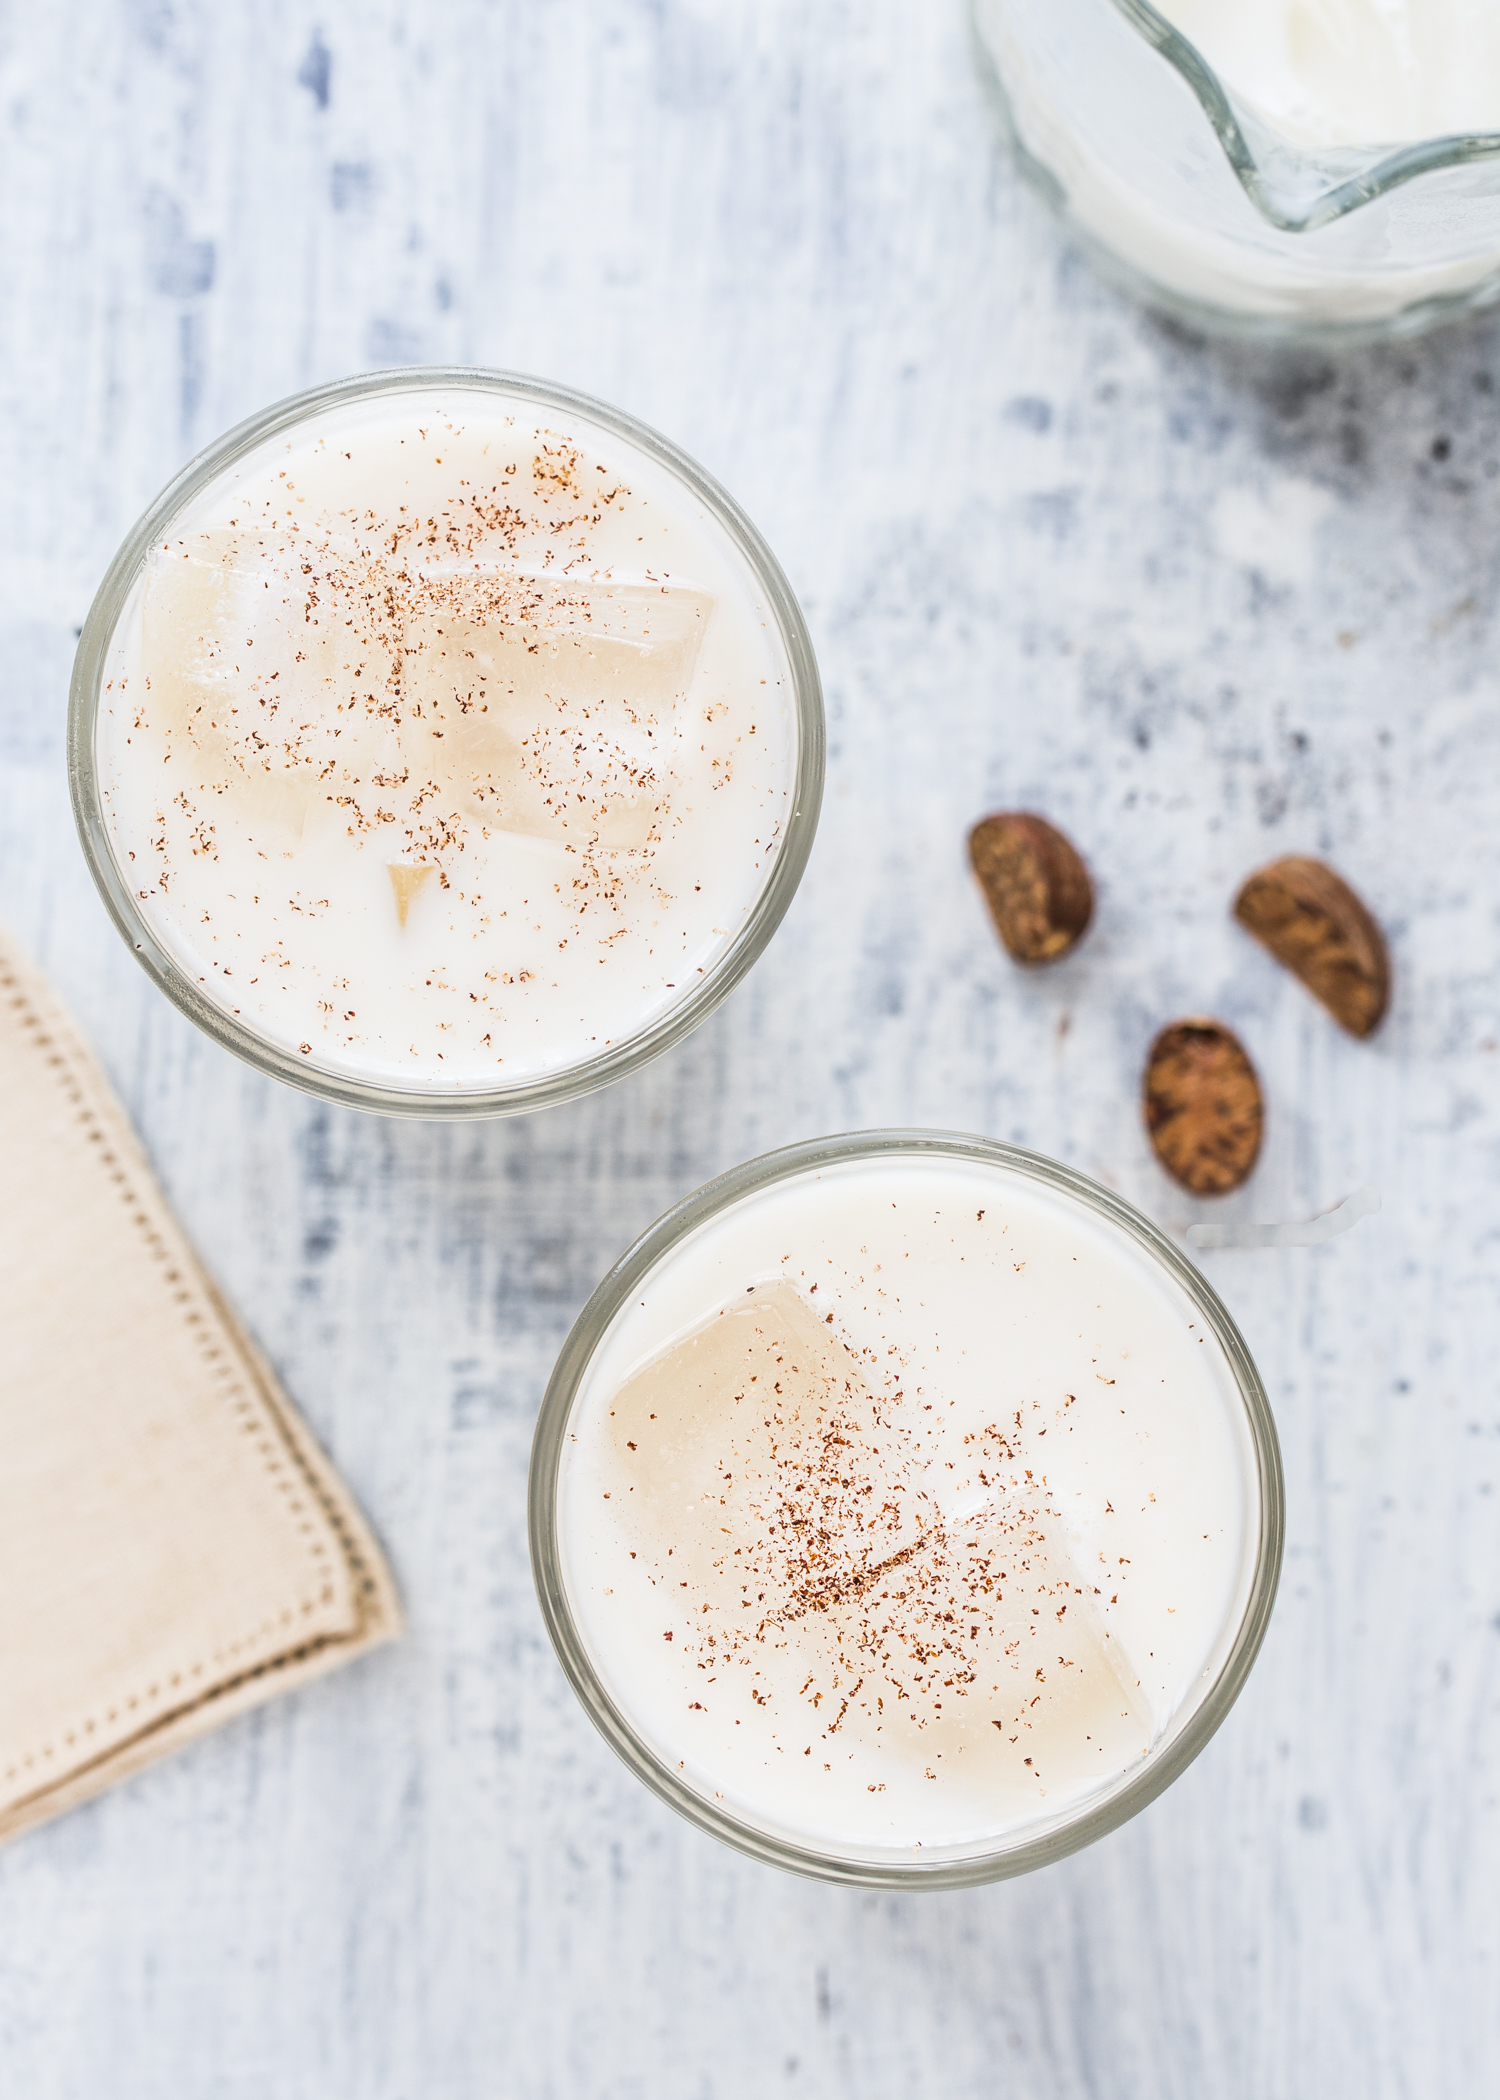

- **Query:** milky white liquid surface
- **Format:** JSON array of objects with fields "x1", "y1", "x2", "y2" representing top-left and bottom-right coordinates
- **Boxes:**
[
  {"x1": 96, "y1": 385, "x2": 796, "y2": 1093},
  {"x1": 976, "y1": 0, "x2": 1500, "y2": 325},
  {"x1": 1159, "y1": 0, "x2": 1500, "y2": 150},
  {"x1": 559, "y1": 1155, "x2": 1261, "y2": 1859}
]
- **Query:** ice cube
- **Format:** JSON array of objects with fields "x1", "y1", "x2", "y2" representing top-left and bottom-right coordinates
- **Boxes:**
[
  {"x1": 865, "y1": 1479, "x2": 1153, "y2": 1791},
  {"x1": 604, "y1": 1282, "x2": 1152, "y2": 1794},
  {"x1": 387, "y1": 862, "x2": 435, "y2": 927},
  {"x1": 142, "y1": 529, "x2": 402, "y2": 839},
  {"x1": 398, "y1": 573, "x2": 713, "y2": 848},
  {"x1": 605, "y1": 1282, "x2": 923, "y2": 1592}
]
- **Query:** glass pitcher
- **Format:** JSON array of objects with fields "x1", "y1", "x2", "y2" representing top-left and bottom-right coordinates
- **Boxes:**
[{"x1": 973, "y1": 0, "x2": 1500, "y2": 337}]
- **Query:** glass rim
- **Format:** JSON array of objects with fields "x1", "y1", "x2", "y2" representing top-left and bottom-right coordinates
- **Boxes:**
[
  {"x1": 529, "y1": 1127, "x2": 1285, "y2": 1891},
  {"x1": 1112, "y1": 0, "x2": 1500, "y2": 234},
  {"x1": 67, "y1": 365, "x2": 825, "y2": 1120}
]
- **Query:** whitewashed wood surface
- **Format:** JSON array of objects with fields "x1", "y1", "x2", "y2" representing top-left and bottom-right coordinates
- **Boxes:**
[{"x1": 2, "y1": 4, "x2": 1498, "y2": 2094}]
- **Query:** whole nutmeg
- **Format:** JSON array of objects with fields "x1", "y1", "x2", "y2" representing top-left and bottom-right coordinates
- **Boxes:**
[
  {"x1": 1234, "y1": 856, "x2": 1389, "y2": 1038},
  {"x1": 1144, "y1": 1020, "x2": 1264, "y2": 1197},
  {"x1": 968, "y1": 812, "x2": 1093, "y2": 964}
]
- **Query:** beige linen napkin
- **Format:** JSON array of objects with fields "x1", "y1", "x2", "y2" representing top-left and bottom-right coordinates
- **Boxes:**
[{"x1": 0, "y1": 922, "x2": 400, "y2": 1845}]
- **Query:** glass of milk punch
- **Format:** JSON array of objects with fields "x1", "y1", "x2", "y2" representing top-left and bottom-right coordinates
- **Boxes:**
[
  {"x1": 531, "y1": 1131, "x2": 1284, "y2": 1888},
  {"x1": 70, "y1": 369, "x2": 823, "y2": 1116}
]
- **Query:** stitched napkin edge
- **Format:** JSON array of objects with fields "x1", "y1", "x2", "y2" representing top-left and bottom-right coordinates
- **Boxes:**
[{"x1": 0, "y1": 928, "x2": 402, "y2": 1848}]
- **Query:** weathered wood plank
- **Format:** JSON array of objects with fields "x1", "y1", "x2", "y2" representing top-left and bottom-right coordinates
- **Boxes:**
[{"x1": 0, "y1": 3, "x2": 1496, "y2": 2094}]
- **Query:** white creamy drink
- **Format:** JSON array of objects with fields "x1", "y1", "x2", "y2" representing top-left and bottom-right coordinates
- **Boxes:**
[
  {"x1": 92, "y1": 382, "x2": 798, "y2": 1095},
  {"x1": 975, "y1": 0, "x2": 1500, "y2": 328},
  {"x1": 1159, "y1": 0, "x2": 1500, "y2": 149},
  {"x1": 556, "y1": 1150, "x2": 1264, "y2": 1859}
]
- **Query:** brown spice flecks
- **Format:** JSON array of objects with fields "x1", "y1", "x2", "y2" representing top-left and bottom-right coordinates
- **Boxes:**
[
  {"x1": 968, "y1": 813, "x2": 1093, "y2": 964},
  {"x1": 140, "y1": 465, "x2": 710, "y2": 970},
  {"x1": 1234, "y1": 856, "x2": 1389, "y2": 1038},
  {"x1": 605, "y1": 1284, "x2": 1146, "y2": 1769},
  {"x1": 1144, "y1": 1019, "x2": 1263, "y2": 1196}
]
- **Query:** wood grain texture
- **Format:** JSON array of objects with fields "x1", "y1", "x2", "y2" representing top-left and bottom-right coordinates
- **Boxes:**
[{"x1": 1, "y1": 3, "x2": 1497, "y2": 2094}]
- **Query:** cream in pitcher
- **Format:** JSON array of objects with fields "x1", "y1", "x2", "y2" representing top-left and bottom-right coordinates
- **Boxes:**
[
  {"x1": 976, "y1": 0, "x2": 1500, "y2": 329},
  {"x1": 1159, "y1": 0, "x2": 1500, "y2": 149}
]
